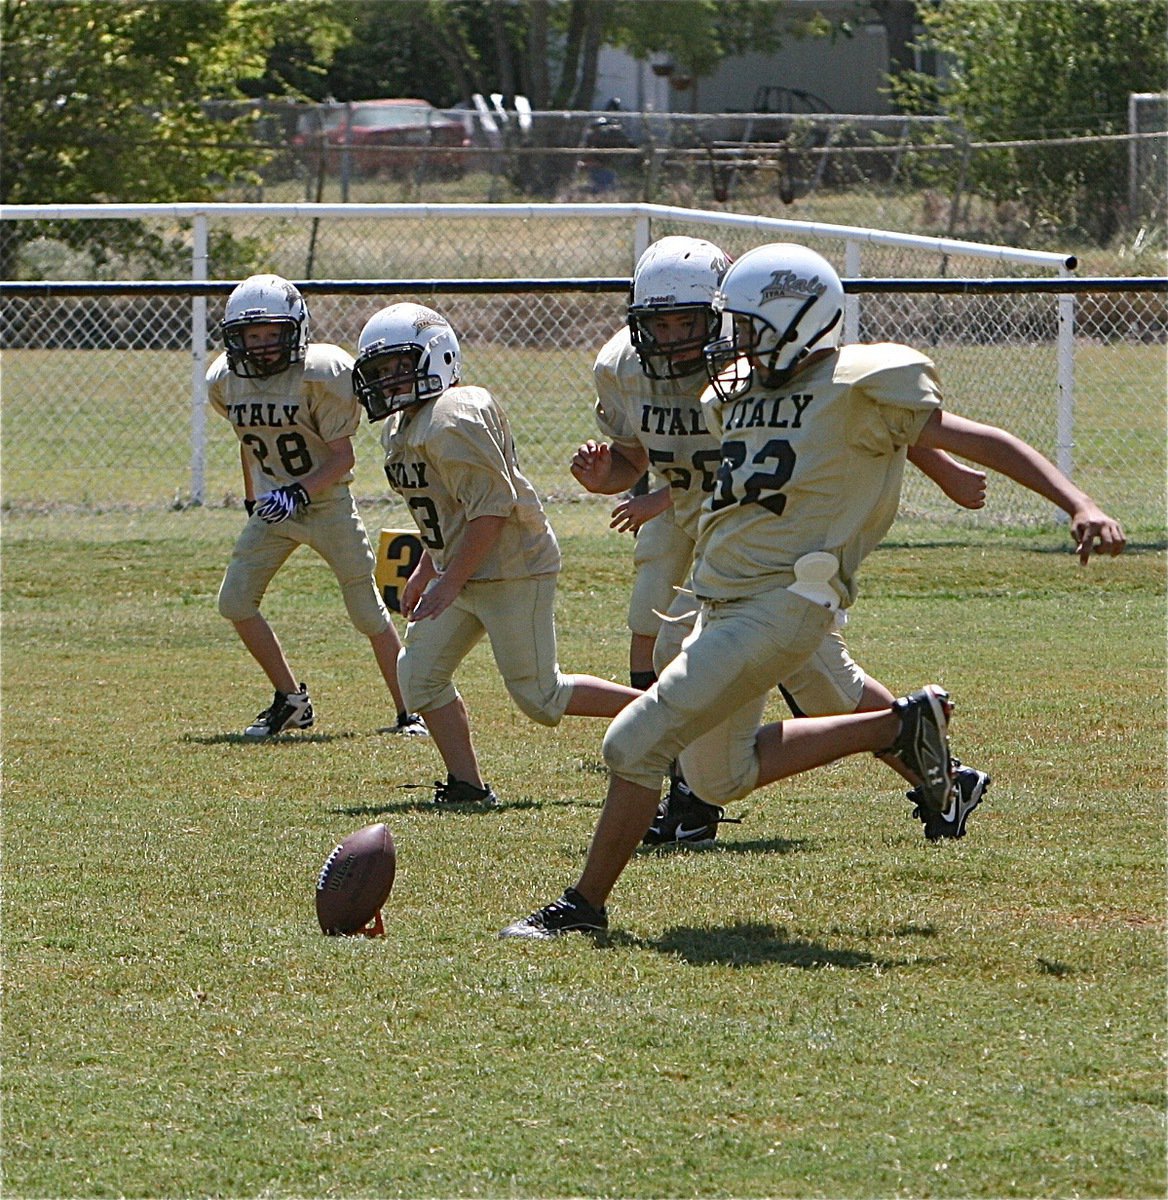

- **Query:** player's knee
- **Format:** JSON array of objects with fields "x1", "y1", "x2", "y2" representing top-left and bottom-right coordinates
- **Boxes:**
[
  {"x1": 217, "y1": 582, "x2": 259, "y2": 623},
  {"x1": 601, "y1": 707, "x2": 672, "y2": 789},
  {"x1": 601, "y1": 719, "x2": 636, "y2": 774},
  {"x1": 506, "y1": 675, "x2": 570, "y2": 727},
  {"x1": 341, "y1": 579, "x2": 392, "y2": 637},
  {"x1": 397, "y1": 651, "x2": 456, "y2": 714},
  {"x1": 681, "y1": 758, "x2": 755, "y2": 805}
]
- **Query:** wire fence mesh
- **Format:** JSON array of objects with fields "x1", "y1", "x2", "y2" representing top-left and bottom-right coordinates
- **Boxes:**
[
  {"x1": 181, "y1": 102, "x2": 1167, "y2": 241},
  {"x1": 2, "y1": 205, "x2": 1164, "y2": 538}
]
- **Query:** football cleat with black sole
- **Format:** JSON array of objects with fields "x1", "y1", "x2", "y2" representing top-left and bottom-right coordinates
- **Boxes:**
[
  {"x1": 883, "y1": 685, "x2": 954, "y2": 817},
  {"x1": 498, "y1": 888, "x2": 608, "y2": 940},
  {"x1": 382, "y1": 712, "x2": 429, "y2": 737},
  {"x1": 910, "y1": 760, "x2": 990, "y2": 840},
  {"x1": 244, "y1": 684, "x2": 313, "y2": 738},
  {"x1": 642, "y1": 775, "x2": 740, "y2": 847},
  {"x1": 432, "y1": 774, "x2": 499, "y2": 808}
]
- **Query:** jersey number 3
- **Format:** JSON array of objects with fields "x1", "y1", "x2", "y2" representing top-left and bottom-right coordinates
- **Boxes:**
[{"x1": 711, "y1": 438, "x2": 796, "y2": 516}]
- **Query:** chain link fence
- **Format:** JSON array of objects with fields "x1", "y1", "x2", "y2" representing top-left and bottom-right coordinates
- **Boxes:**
[
  {"x1": 171, "y1": 102, "x2": 1168, "y2": 240},
  {"x1": 1, "y1": 204, "x2": 1164, "y2": 537}
]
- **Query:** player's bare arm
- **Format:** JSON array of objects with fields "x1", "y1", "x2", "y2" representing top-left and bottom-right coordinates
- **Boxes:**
[
  {"x1": 916, "y1": 410, "x2": 1127, "y2": 563},
  {"x1": 240, "y1": 445, "x2": 256, "y2": 506},
  {"x1": 570, "y1": 439, "x2": 649, "y2": 495},
  {"x1": 907, "y1": 444, "x2": 987, "y2": 510},
  {"x1": 410, "y1": 514, "x2": 508, "y2": 622},
  {"x1": 610, "y1": 484, "x2": 673, "y2": 534}
]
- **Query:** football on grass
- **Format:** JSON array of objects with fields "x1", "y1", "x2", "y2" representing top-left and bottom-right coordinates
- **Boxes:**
[{"x1": 315, "y1": 823, "x2": 396, "y2": 936}]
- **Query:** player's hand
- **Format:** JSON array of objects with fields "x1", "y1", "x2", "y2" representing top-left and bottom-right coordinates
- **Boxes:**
[
  {"x1": 1071, "y1": 503, "x2": 1126, "y2": 564},
  {"x1": 944, "y1": 463, "x2": 988, "y2": 510},
  {"x1": 255, "y1": 483, "x2": 310, "y2": 524},
  {"x1": 570, "y1": 440, "x2": 613, "y2": 492},
  {"x1": 408, "y1": 574, "x2": 458, "y2": 622},
  {"x1": 610, "y1": 492, "x2": 662, "y2": 534},
  {"x1": 401, "y1": 557, "x2": 438, "y2": 618}
]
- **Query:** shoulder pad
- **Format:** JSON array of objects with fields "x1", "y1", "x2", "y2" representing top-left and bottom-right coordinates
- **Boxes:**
[
  {"x1": 593, "y1": 327, "x2": 636, "y2": 376},
  {"x1": 834, "y1": 342, "x2": 935, "y2": 387},
  {"x1": 302, "y1": 343, "x2": 355, "y2": 380}
]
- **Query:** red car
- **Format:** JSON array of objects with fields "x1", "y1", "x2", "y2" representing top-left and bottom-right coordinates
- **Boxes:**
[{"x1": 292, "y1": 99, "x2": 471, "y2": 176}]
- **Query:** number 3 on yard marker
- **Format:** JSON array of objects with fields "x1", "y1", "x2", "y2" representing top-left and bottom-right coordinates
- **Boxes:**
[{"x1": 375, "y1": 529, "x2": 424, "y2": 614}]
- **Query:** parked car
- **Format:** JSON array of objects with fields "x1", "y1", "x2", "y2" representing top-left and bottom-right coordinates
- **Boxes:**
[{"x1": 292, "y1": 99, "x2": 471, "y2": 176}]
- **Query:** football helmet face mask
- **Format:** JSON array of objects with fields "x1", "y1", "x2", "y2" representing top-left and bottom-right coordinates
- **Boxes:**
[
  {"x1": 705, "y1": 243, "x2": 844, "y2": 400},
  {"x1": 353, "y1": 303, "x2": 461, "y2": 422},
  {"x1": 221, "y1": 274, "x2": 309, "y2": 379},
  {"x1": 627, "y1": 236, "x2": 731, "y2": 380}
]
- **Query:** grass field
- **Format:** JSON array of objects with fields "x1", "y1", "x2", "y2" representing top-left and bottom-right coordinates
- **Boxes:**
[{"x1": 2, "y1": 506, "x2": 1165, "y2": 1198}]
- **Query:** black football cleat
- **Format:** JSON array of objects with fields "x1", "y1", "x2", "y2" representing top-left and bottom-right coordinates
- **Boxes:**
[
  {"x1": 498, "y1": 888, "x2": 608, "y2": 940},
  {"x1": 244, "y1": 684, "x2": 313, "y2": 738},
  {"x1": 432, "y1": 774, "x2": 499, "y2": 808},
  {"x1": 382, "y1": 711, "x2": 429, "y2": 737},
  {"x1": 884, "y1": 685, "x2": 954, "y2": 817},
  {"x1": 642, "y1": 775, "x2": 740, "y2": 847},
  {"x1": 909, "y1": 760, "x2": 990, "y2": 840}
]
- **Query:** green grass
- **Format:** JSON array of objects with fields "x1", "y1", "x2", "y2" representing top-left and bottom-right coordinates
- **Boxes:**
[{"x1": 2, "y1": 509, "x2": 1165, "y2": 1198}]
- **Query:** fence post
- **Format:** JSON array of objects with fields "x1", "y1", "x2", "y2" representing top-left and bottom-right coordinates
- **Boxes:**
[
  {"x1": 190, "y1": 214, "x2": 209, "y2": 506},
  {"x1": 1055, "y1": 262, "x2": 1076, "y2": 524},
  {"x1": 844, "y1": 239, "x2": 861, "y2": 343},
  {"x1": 634, "y1": 213, "x2": 651, "y2": 265}
]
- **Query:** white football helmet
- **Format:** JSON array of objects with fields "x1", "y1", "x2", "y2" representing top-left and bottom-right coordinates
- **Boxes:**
[
  {"x1": 705, "y1": 243, "x2": 844, "y2": 398},
  {"x1": 221, "y1": 274, "x2": 309, "y2": 378},
  {"x1": 627, "y1": 236, "x2": 731, "y2": 380},
  {"x1": 353, "y1": 303, "x2": 461, "y2": 421}
]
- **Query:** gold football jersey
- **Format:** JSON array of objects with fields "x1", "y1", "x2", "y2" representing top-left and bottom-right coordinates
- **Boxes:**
[
  {"x1": 207, "y1": 343, "x2": 358, "y2": 501},
  {"x1": 380, "y1": 385, "x2": 561, "y2": 581},
  {"x1": 592, "y1": 328, "x2": 720, "y2": 540},
  {"x1": 693, "y1": 343, "x2": 942, "y2": 605}
]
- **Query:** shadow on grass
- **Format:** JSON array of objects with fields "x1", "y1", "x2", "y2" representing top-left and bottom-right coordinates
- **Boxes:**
[
  {"x1": 185, "y1": 732, "x2": 359, "y2": 746},
  {"x1": 637, "y1": 835, "x2": 811, "y2": 856},
  {"x1": 619, "y1": 920, "x2": 944, "y2": 970},
  {"x1": 329, "y1": 794, "x2": 554, "y2": 817}
]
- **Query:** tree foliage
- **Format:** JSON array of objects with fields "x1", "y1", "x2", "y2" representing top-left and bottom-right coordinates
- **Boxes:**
[
  {"x1": 274, "y1": 0, "x2": 792, "y2": 111},
  {"x1": 0, "y1": 0, "x2": 345, "y2": 271},
  {"x1": 892, "y1": 0, "x2": 1168, "y2": 239}
]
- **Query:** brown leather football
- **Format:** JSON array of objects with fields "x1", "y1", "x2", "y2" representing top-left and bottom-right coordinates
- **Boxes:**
[{"x1": 315, "y1": 823, "x2": 395, "y2": 936}]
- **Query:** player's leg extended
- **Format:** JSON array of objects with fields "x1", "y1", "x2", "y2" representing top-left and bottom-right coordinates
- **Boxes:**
[
  {"x1": 475, "y1": 574, "x2": 639, "y2": 723},
  {"x1": 781, "y1": 634, "x2": 988, "y2": 836},
  {"x1": 399, "y1": 599, "x2": 488, "y2": 785},
  {"x1": 577, "y1": 598, "x2": 872, "y2": 913}
]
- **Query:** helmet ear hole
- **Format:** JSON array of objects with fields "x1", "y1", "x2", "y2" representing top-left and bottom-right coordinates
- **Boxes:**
[{"x1": 707, "y1": 243, "x2": 844, "y2": 397}]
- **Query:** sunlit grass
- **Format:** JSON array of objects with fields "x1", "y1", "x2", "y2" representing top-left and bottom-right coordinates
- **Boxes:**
[{"x1": 2, "y1": 508, "x2": 1164, "y2": 1197}]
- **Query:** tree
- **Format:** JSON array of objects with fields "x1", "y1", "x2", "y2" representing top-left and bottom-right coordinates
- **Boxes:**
[
  {"x1": 608, "y1": 0, "x2": 789, "y2": 91},
  {"x1": 891, "y1": 0, "x2": 1168, "y2": 240},
  {"x1": 0, "y1": 0, "x2": 346, "y2": 273}
]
